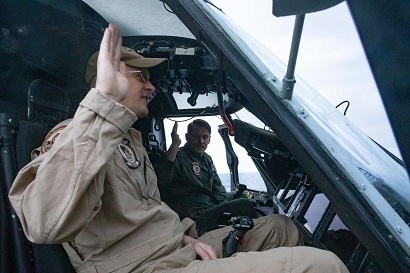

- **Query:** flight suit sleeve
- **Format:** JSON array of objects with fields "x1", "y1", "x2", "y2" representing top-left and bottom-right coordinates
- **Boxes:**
[
  {"x1": 8, "y1": 89, "x2": 137, "y2": 244},
  {"x1": 153, "y1": 156, "x2": 177, "y2": 187},
  {"x1": 209, "y1": 157, "x2": 227, "y2": 204},
  {"x1": 211, "y1": 173, "x2": 228, "y2": 204}
]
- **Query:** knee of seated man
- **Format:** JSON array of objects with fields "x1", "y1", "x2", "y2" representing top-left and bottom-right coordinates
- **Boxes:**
[
  {"x1": 253, "y1": 215, "x2": 302, "y2": 245},
  {"x1": 228, "y1": 198, "x2": 257, "y2": 216},
  {"x1": 319, "y1": 250, "x2": 348, "y2": 272},
  {"x1": 254, "y1": 214, "x2": 295, "y2": 229},
  {"x1": 292, "y1": 247, "x2": 348, "y2": 273}
]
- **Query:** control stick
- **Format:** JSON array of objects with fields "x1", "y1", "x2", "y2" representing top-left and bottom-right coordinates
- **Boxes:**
[{"x1": 222, "y1": 215, "x2": 254, "y2": 257}]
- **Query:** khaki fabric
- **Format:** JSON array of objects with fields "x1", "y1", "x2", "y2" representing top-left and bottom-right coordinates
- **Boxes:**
[
  {"x1": 198, "y1": 214, "x2": 302, "y2": 258},
  {"x1": 9, "y1": 89, "x2": 349, "y2": 273},
  {"x1": 177, "y1": 247, "x2": 348, "y2": 273},
  {"x1": 9, "y1": 89, "x2": 191, "y2": 272}
]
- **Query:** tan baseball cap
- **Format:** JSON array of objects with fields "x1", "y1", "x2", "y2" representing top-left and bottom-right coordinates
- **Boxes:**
[{"x1": 85, "y1": 46, "x2": 169, "y2": 87}]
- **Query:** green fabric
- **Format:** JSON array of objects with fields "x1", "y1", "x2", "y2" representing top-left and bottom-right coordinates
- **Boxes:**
[
  {"x1": 226, "y1": 191, "x2": 235, "y2": 201},
  {"x1": 155, "y1": 146, "x2": 227, "y2": 219}
]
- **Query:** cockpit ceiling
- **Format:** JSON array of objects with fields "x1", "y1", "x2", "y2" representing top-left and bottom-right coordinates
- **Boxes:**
[
  {"x1": 0, "y1": 0, "x2": 242, "y2": 118},
  {"x1": 82, "y1": 0, "x2": 194, "y2": 38}
]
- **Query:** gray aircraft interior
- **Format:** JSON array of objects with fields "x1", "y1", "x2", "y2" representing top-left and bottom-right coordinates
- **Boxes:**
[{"x1": 1, "y1": 0, "x2": 409, "y2": 272}]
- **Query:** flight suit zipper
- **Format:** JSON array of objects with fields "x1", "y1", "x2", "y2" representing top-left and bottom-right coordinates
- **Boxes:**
[
  {"x1": 119, "y1": 167, "x2": 148, "y2": 200},
  {"x1": 119, "y1": 164, "x2": 161, "y2": 205}
]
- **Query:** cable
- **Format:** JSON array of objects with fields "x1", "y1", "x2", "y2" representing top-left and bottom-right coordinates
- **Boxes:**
[
  {"x1": 166, "y1": 108, "x2": 209, "y2": 123},
  {"x1": 167, "y1": 116, "x2": 196, "y2": 123},
  {"x1": 335, "y1": 100, "x2": 350, "y2": 116},
  {"x1": 80, "y1": 20, "x2": 104, "y2": 38},
  {"x1": 204, "y1": 0, "x2": 225, "y2": 13}
]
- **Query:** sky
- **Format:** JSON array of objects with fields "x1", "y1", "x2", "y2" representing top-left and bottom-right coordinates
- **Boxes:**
[
  {"x1": 164, "y1": 0, "x2": 401, "y2": 175},
  {"x1": 212, "y1": 0, "x2": 399, "y2": 155}
]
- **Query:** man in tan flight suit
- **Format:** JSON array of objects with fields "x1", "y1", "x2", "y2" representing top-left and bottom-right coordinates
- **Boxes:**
[{"x1": 9, "y1": 24, "x2": 349, "y2": 273}]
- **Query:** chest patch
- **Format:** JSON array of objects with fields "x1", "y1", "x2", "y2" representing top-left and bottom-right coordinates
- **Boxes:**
[
  {"x1": 118, "y1": 138, "x2": 140, "y2": 169},
  {"x1": 192, "y1": 162, "x2": 201, "y2": 175}
]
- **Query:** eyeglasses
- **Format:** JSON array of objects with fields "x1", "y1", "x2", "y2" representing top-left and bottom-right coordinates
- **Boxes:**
[{"x1": 126, "y1": 70, "x2": 148, "y2": 83}]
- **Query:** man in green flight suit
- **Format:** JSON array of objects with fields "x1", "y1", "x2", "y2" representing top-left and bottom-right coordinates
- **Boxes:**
[{"x1": 155, "y1": 119, "x2": 257, "y2": 235}]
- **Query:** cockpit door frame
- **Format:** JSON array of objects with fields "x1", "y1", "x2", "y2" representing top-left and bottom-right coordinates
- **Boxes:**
[{"x1": 163, "y1": 0, "x2": 410, "y2": 272}]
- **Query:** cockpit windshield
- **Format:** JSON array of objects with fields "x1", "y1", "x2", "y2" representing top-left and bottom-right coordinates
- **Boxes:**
[{"x1": 202, "y1": 0, "x2": 410, "y2": 253}]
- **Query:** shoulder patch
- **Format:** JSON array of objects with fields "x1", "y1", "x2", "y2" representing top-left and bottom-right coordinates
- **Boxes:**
[
  {"x1": 118, "y1": 138, "x2": 141, "y2": 169},
  {"x1": 40, "y1": 125, "x2": 67, "y2": 154}
]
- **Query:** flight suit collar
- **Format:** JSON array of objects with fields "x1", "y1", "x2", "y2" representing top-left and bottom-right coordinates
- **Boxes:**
[{"x1": 181, "y1": 145, "x2": 205, "y2": 161}]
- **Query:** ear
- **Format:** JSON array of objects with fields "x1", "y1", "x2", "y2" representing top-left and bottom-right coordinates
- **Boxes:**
[{"x1": 185, "y1": 133, "x2": 189, "y2": 141}]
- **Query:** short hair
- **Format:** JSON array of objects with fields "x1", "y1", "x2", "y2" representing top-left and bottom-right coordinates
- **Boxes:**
[{"x1": 187, "y1": 119, "x2": 211, "y2": 134}]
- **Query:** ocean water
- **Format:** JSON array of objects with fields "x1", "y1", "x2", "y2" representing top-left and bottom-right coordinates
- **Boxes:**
[{"x1": 219, "y1": 172, "x2": 267, "y2": 192}]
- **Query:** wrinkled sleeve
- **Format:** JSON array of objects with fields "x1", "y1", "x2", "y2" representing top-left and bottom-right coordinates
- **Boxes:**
[
  {"x1": 8, "y1": 89, "x2": 137, "y2": 244},
  {"x1": 212, "y1": 175, "x2": 227, "y2": 204},
  {"x1": 180, "y1": 217, "x2": 198, "y2": 238}
]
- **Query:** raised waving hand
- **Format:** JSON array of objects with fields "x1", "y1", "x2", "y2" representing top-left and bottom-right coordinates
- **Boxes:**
[
  {"x1": 165, "y1": 121, "x2": 182, "y2": 162},
  {"x1": 95, "y1": 24, "x2": 129, "y2": 102}
]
